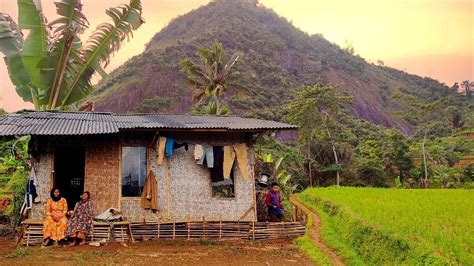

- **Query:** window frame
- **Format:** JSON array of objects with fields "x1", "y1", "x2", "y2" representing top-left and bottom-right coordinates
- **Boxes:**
[
  {"x1": 120, "y1": 145, "x2": 148, "y2": 198},
  {"x1": 210, "y1": 162, "x2": 236, "y2": 200}
]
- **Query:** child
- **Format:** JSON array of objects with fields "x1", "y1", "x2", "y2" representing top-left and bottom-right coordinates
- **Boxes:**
[{"x1": 265, "y1": 182, "x2": 284, "y2": 222}]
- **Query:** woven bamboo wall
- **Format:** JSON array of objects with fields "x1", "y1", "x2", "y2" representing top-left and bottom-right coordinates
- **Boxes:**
[{"x1": 28, "y1": 132, "x2": 257, "y2": 222}]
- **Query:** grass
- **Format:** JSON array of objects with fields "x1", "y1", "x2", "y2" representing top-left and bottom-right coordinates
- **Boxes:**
[
  {"x1": 294, "y1": 212, "x2": 333, "y2": 265},
  {"x1": 297, "y1": 187, "x2": 474, "y2": 265},
  {"x1": 6, "y1": 247, "x2": 30, "y2": 258}
]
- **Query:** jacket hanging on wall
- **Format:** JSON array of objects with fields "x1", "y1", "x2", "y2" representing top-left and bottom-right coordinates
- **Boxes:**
[{"x1": 141, "y1": 170, "x2": 158, "y2": 211}]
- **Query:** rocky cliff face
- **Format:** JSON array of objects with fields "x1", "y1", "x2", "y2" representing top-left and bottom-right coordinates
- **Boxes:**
[{"x1": 94, "y1": 0, "x2": 455, "y2": 134}]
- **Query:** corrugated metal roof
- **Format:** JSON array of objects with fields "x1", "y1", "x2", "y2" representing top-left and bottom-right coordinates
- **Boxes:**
[{"x1": 0, "y1": 111, "x2": 298, "y2": 136}]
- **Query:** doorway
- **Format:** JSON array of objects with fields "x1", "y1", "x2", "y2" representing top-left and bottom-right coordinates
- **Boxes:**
[{"x1": 54, "y1": 146, "x2": 86, "y2": 210}]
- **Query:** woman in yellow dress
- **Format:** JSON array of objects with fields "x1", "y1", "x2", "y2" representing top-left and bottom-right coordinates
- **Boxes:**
[{"x1": 43, "y1": 187, "x2": 68, "y2": 246}]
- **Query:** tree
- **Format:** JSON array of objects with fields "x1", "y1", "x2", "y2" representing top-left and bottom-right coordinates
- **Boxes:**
[
  {"x1": 353, "y1": 139, "x2": 385, "y2": 186},
  {"x1": 285, "y1": 84, "x2": 352, "y2": 186},
  {"x1": 394, "y1": 93, "x2": 447, "y2": 187},
  {"x1": 0, "y1": 0, "x2": 144, "y2": 110},
  {"x1": 445, "y1": 106, "x2": 464, "y2": 130},
  {"x1": 382, "y1": 129, "x2": 412, "y2": 181},
  {"x1": 461, "y1": 80, "x2": 473, "y2": 99},
  {"x1": 180, "y1": 41, "x2": 244, "y2": 115}
]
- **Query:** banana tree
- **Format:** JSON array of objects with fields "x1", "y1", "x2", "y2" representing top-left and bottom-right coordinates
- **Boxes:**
[{"x1": 0, "y1": 0, "x2": 144, "y2": 110}]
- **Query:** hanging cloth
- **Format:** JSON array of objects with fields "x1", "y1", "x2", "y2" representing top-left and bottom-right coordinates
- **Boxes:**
[
  {"x1": 165, "y1": 138, "x2": 175, "y2": 158},
  {"x1": 140, "y1": 170, "x2": 158, "y2": 211},
  {"x1": 234, "y1": 143, "x2": 250, "y2": 181},
  {"x1": 194, "y1": 144, "x2": 204, "y2": 160},
  {"x1": 210, "y1": 146, "x2": 224, "y2": 182},
  {"x1": 157, "y1": 136, "x2": 166, "y2": 166},
  {"x1": 173, "y1": 142, "x2": 188, "y2": 151},
  {"x1": 248, "y1": 147, "x2": 256, "y2": 166},
  {"x1": 223, "y1": 146, "x2": 236, "y2": 179},
  {"x1": 196, "y1": 145, "x2": 214, "y2": 168}
]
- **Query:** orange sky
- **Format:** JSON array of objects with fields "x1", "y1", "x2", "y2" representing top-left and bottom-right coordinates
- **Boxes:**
[{"x1": 1, "y1": 0, "x2": 472, "y2": 111}]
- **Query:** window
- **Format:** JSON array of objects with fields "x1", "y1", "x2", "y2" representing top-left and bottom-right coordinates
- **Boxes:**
[
  {"x1": 121, "y1": 146, "x2": 147, "y2": 197},
  {"x1": 212, "y1": 173, "x2": 235, "y2": 198},
  {"x1": 210, "y1": 146, "x2": 235, "y2": 198}
]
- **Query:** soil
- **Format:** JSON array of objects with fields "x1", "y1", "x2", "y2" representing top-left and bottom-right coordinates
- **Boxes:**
[
  {"x1": 290, "y1": 196, "x2": 345, "y2": 266},
  {"x1": 0, "y1": 238, "x2": 312, "y2": 265}
]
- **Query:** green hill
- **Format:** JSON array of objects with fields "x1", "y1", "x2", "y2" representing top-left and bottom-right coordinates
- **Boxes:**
[{"x1": 93, "y1": 0, "x2": 467, "y2": 133}]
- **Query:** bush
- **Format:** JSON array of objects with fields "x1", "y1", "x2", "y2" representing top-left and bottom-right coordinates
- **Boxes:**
[{"x1": 6, "y1": 169, "x2": 28, "y2": 226}]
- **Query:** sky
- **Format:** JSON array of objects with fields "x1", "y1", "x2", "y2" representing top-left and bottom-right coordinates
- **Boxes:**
[{"x1": 0, "y1": 0, "x2": 472, "y2": 111}]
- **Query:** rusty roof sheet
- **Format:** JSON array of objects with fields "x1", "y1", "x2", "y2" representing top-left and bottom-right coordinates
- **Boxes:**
[{"x1": 0, "y1": 111, "x2": 297, "y2": 136}]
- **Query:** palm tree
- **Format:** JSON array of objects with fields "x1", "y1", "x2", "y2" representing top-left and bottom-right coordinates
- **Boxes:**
[
  {"x1": 0, "y1": 0, "x2": 144, "y2": 110},
  {"x1": 180, "y1": 41, "x2": 243, "y2": 115}
]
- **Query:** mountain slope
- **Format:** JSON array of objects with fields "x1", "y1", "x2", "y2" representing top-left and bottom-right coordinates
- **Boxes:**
[{"x1": 93, "y1": 0, "x2": 460, "y2": 133}]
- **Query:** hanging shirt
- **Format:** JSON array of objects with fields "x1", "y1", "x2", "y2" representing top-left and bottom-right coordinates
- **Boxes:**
[{"x1": 165, "y1": 138, "x2": 175, "y2": 158}]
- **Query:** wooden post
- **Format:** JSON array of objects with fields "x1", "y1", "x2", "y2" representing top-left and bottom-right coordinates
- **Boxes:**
[
  {"x1": 172, "y1": 219, "x2": 176, "y2": 240},
  {"x1": 237, "y1": 221, "x2": 240, "y2": 237},
  {"x1": 203, "y1": 216, "x2": 207, "y2": 239},
  {"x1": 187, "y1": 216, "x2": 191, "y2": 240},
  {"x1": 291, "y1": 204, "x2": 296, "y2": 222},
  {"x1": 91, "y1": 224, "x2": 95, "y2": 242},
  {"x1": 26, "y1": 225, "x2": 30, "y2": 247},
  {"x1": 252, "y1": 221, "x2": 255, "y2": 240},
  {"x1": 128, "y1": 223, "x2": 135, "y2": 243},
  {"x1": 219, "y1": 218, "x2": 222, "y2": 239},
  {"x1": 157, "y1": 222, "x2": 160, "y2": 239}
]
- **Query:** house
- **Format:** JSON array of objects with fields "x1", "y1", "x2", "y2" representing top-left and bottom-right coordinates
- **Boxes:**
[{"x1": 0, "y1": 111, "x2": 298, "y2": 225}]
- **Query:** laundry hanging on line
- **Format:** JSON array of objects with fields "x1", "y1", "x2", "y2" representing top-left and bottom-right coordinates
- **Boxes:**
[
  {"x1": 196, "y1": 144, "x2": 214, "y2": 168},
  {"x1": 194, "y1": 144, "x2": 204, "y2": 160},
  {"x1": 210, "y1": 146, "x2": 224, "y2": 182},
  {"x1": 222, "y1": 144, "x2": 250, "y2": 181},
  {"x1": 165, "y1": 138, "x2": 174, "y2": 157},
  {"x1": 157, "y1": 136, "x2": 166, "y2": 166},
  {"x1": 157, "y1": 136, "x2": 189, "y2": 165}
]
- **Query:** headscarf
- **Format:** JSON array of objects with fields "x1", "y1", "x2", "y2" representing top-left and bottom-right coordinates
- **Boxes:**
[{"x1": 50, "y1": 187, "x2": 61, "y2": 202}]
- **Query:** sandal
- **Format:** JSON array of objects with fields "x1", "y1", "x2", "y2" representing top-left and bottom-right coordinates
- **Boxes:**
[{"x1": 42, "y1": 238, "x2": 51, "y2": 246}]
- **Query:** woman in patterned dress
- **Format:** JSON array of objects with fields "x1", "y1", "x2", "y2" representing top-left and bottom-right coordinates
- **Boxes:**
[
  {"x1": 65, "y1": 191, "x2": 93, "y2": 245},
  {"x1": 43, "y1": 187, "x2": 68, "y2": 246}
]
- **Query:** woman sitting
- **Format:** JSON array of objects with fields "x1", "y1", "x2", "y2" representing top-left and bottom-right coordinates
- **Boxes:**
[
  {"x1": 65, "y1": 191, "x2": 93, "y2": 245},
  {"x1": 43, "y1": 187, "x2": 68, "y2": 246}
]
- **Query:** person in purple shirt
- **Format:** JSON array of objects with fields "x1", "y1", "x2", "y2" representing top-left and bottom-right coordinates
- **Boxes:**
[{"x1": 265, "y1": 182, "x2": 284, "y2": 222}]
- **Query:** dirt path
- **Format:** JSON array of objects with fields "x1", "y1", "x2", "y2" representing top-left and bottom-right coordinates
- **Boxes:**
[
  {"x1": 0, "y1": 238, "x2": 312, "y2": 265},
  {"x1": 290, "y1": 196, "x2": 345, "y2": 266}
]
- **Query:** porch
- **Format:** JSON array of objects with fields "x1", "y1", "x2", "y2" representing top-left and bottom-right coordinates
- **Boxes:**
[{"x1": 18, "y1": 205, "x2": 307, "y2": 246}]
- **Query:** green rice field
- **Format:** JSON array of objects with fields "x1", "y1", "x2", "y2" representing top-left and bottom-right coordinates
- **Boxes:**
[{"x1": 297, "y1": 187, "x2": 474, "y2": 265}]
